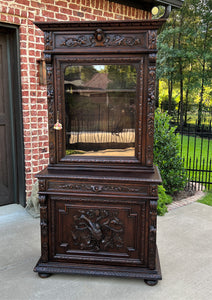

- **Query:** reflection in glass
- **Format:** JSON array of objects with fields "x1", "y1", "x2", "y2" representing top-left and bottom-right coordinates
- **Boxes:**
[{"x1": 64, "y1": 65, "x2": 137, "y2": 156}]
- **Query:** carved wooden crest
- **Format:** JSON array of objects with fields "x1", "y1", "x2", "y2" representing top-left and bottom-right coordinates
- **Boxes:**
[{"x1": 59, "y1": 30, "x2": 145, "y2": 48}]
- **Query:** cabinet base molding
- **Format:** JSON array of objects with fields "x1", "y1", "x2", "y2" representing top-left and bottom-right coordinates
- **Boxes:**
[{"x1": 34, "y1": 247, "x2": 162, "y2": 283}]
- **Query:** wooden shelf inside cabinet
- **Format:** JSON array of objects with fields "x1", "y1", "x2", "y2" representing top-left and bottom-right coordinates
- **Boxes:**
[{"x1": 34, "y1": 19, "x2": 164, "y2": 285}]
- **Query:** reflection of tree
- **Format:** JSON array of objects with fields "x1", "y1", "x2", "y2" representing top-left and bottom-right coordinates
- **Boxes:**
[
  {"x1": 106, "y1": 65, "x2": 137, "y2": 89},
  {"x1": 64, "y1": 65, "x2": 98, "y2": 83},
  {"x1": 81, "y1": 66, "x2": 98, "y2": 83}
]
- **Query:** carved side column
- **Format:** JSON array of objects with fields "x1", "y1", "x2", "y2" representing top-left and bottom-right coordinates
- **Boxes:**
[
  {"x1": 44, "y1": 30, "x2": 55, "y2": 164},
  {"x1": 39, "y1": 194, "x2": 48, "y2": 262},
  {"x1": 146, "y1": 29, "x2": 157, "y2": 167},
  {"x1": 148, "y1": 199, "x2": 157, "y2": 270},
  {"x1": 38, "y1": 180, "x2": 48, "y2": 263},
  {"x1": 45, "y1": 54, "x2": 55, "y2": 164}
]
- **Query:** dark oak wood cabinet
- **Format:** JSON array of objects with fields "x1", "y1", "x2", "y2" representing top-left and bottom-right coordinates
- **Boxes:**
[{"x1": 34, "y1": 19, "x2": 164, "y2": 285}]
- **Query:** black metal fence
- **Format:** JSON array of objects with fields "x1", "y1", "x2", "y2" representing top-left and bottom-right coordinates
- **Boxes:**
[{"x1": 173, "y1": 121, "x2": 212, "y2": 191}]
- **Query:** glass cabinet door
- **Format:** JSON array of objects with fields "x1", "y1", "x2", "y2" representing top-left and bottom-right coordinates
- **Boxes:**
[{"x1": 64, "y1": 64, "x2": 137, "y2": 157}]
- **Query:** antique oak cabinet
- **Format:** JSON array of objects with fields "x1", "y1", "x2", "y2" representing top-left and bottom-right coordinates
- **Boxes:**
[{"x1": 34, "y1": 19, "x2": 164, "y2": 286}]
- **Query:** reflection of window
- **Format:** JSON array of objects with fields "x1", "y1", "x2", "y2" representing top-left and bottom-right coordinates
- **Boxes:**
[{"x1": 64, "y1": 65, "x2": 137, "y2": 156}]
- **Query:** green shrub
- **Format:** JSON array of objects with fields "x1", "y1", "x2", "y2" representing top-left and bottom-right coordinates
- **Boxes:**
[
  {"x1": 154, "y1": 109, "x2": 187, "y2": 195},
  {"x1": 157, "y1": 185, "x2": 173, "y2": 216}
]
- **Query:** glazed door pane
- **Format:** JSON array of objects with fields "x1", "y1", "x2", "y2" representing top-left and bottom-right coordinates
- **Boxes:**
[{"x1": 64, "y1": 65, "x2": 136, "y2": 157}]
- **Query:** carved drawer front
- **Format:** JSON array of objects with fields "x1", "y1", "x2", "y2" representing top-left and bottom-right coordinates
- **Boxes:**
[
  {"x1": 47, "y1": 180, "x2": 149, "y2": 196},
  {"x1": 49, "y1": 197, "x2": 147, "y2": 267}
]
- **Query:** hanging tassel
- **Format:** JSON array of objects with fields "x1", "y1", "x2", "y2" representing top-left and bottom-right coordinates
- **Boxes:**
[{"x1": 54, "y1": 111, "x2": 63, "y2": 130}]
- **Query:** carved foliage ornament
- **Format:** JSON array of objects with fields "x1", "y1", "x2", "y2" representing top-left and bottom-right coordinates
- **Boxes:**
[
  {"x1": 46, "y1": 62, "x2": 55, "y2": 164},
  {"x1": 148, "y1": 66, "x2": 156, "y2": 113},
  {"x1": 147, "y1": 113, "x2": 154, "y2": 137},
  {"x1": 146, "y1": 145, "x2": 153, "y2": 166},
  {"x1": 56, "y1": 182, "x2": 146, "y2": 194},
  {"x1": 46, "y1": 65, "x2": 54, "y2": 127},
  {"x1": 148, "y1": 30, "x2": 157, "y2": 50},
  {"x1": 40, "y1": 207, "x2": 48, "y2": 237},
  {"x1": 60, "y1": 29, "x2": 145, "y2": 48},
  {"x1": 146, "y1": 65, "x2": 156, "y2": 166},
  {"x1": 72, "y1": 209, "x2": 124, "y2": 252}
]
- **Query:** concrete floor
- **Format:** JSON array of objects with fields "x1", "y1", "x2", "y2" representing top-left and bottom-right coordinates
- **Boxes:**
[{"x1": 0, "y1": 202, "x2": 212, "y2": 300}]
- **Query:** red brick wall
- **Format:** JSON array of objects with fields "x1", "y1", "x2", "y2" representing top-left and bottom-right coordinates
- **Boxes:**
[{"x1": 0, "y1": 0, "x2": 151, "y2": 200}]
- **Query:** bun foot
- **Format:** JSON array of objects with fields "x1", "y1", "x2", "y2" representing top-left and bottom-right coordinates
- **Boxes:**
[
  {"x1": 38, "y1": 273, "x2": 52, "y2": 278},
  {"x1": 144, "y1": 279, "x2": 158, "y2": 286}
]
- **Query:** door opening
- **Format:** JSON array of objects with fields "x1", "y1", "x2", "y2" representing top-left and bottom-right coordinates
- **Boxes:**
[{"x1": 0, "y1": 24, "x2": 25, "y2": 206}]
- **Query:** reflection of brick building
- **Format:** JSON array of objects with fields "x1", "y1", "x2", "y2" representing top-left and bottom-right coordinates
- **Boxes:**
[
  {"x1": 0, "y1": 0, "x2": 183, "y2": 206},
  {"x1": 84, "y1": 73, "x2": 111, "y2": 90}
]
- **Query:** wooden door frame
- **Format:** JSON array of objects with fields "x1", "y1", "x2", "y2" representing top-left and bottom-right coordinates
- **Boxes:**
[{"x1": 0, "y1": 23, "x2": 26, "y2": 207}]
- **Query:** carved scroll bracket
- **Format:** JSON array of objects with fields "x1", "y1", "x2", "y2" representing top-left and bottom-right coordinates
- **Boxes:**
[
  {"x1": 44, "y1": 31, "x2": 53, "y2": 50},
  {"x1": 44, "y1": 53, "x2": 52, "y2": 64},
  {"x1": 150, "y1": 185, "x2": 158, "y2": 197},
  {"x1": 149, "y1": 53, "x2": 157, "y2": 64},
  {"x1": 39, "y1": 180, "x2": 46, "y2": 192},
  {"x1": 39, "y1": 194, "x2": 46, "y2": 205}
]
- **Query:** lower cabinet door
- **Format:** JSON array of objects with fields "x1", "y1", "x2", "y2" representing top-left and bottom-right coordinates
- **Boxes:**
[{"x1": 49, "y1": 195, "x2": 148, "y2": 267}]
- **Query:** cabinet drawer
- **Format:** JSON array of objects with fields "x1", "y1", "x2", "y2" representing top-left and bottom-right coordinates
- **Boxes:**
[
  {"x1": 49, "y1": 196, "x2": 148, "y2": 267},
  {"x1": 46, "y1": 180, "x2": 150, "y2": 197}
]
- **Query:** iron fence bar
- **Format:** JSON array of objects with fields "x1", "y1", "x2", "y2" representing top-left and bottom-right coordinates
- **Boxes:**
[
  {"x1": 186, "y1": 125, "x2": 190, "y2": 169},
  {"x1": 186, "y1": 168, "x2": 212, "y2": 173},
  {"x1": 208, "y1": 160, "x2": 212, "y2": 191},
  {"x1": 189, "y1": 180, "x2": 212, "y2": 185},
  {"x1": 199, "y1": 125, "x2": 204, "y2": 186},
  {"x1": 205, "y1": 122, "x2": 211, "y2": 189},
  {"x1": 193, "y1": 123, "x2": 197, "y2": 172},
  {"x1": 188, "y1": 157, "x2": 191, "y2": 190},
  {"x1": 201, "y1": 159, "x2": 205, "y2": 191},
  {"x1": 195, "y1": 158, "x2": 198, "y2": 191}
]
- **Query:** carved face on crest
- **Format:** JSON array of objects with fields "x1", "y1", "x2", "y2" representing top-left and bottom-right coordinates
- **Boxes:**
[{"x1": 94, "y1": 28, "x2": 105, "y2": 45}]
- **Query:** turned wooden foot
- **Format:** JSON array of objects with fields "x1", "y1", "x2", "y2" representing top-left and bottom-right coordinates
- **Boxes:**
[
  {"x1": 38, "y1": 273, "x2": 52, "y2": 278},
  {"x1": 144, "y1": 279, "x2": 158, "y2": 286}
]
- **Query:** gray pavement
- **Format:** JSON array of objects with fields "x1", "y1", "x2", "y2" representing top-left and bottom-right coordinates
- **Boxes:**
[{"x1": 0, "y1": 202, "x2": 212, "y2": 300}]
